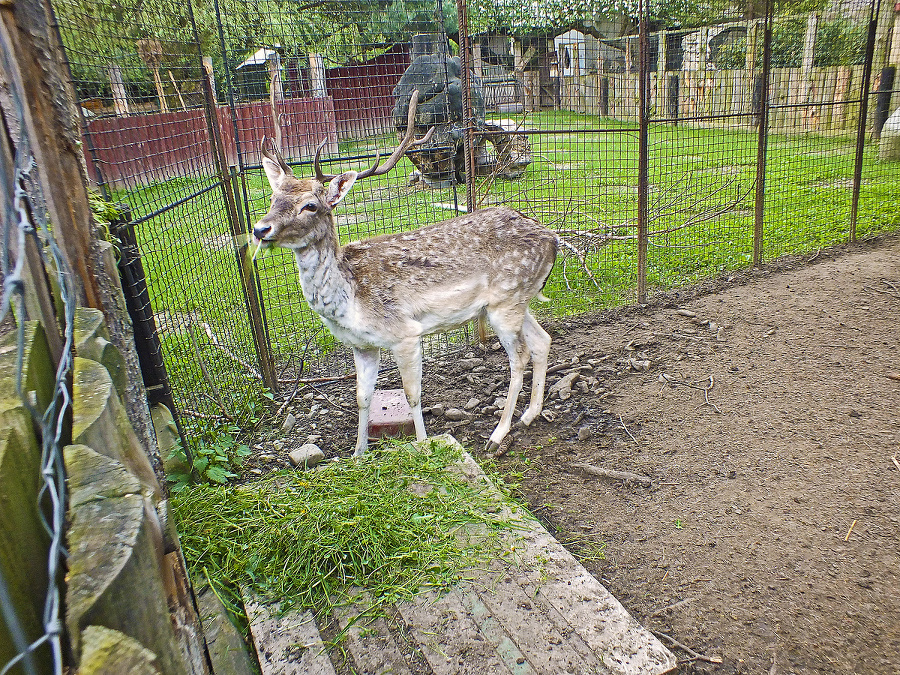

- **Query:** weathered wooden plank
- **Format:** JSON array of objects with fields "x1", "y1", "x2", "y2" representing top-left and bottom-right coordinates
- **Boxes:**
[
  {"x1": 332, "y1": 596, "x2": 414, "y2": 675},
  {"x1": 195, "y1": 580, "x2": 256, "y2": 675},
  {"x1": 243, "y1": 594, "x2": 337, "y2": 675},
  {"x1": 65, "y1": 444, "x2": 188, "y2": 675},
  {"x1": 465, "y1": 564, "x2": 605, "y2": 673},
  {"x1": 396, "y1": 586, "x2": 515, "y2": 675}
]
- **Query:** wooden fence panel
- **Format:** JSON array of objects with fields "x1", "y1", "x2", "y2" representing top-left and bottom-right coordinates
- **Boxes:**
[{"x1": 563, "y1": 65, "x2": 865, "y2": 133}]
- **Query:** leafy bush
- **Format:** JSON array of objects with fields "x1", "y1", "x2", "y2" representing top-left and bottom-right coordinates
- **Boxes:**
[
  {"x1": 167, "y1": 429, "x2": 251, "y2": 492},
  {"x1": 711, "y1": 15, "x2": 866, "y2": 70}
]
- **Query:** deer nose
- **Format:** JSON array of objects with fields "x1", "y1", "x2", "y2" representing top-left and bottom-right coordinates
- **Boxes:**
[{"x1": 253, "y1": 223, "x2": 272, "y2": 240}]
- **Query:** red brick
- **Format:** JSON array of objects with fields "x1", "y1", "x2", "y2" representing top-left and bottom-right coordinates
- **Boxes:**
[{"x1": 367, "y1": 389, "x2": 415, "y2": 441}]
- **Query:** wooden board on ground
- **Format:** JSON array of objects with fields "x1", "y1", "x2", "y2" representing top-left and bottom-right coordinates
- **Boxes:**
[{"x1": 242, "y1": 436, "x2": 676, "y2": 675}]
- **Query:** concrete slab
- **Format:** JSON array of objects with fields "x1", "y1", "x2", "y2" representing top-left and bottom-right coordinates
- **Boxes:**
[{"x1": 243, "y1": 436, "x2": 676, "y2": 675}]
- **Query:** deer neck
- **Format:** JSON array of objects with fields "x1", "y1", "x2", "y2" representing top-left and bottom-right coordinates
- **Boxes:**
[{"x1": 291, "y1": 219, "x2": 353, "y2": 322}]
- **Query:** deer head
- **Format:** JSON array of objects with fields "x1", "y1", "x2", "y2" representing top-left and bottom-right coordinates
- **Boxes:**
[{"x1": 253, "y1": 90, "x2": 433, "y2": 251}]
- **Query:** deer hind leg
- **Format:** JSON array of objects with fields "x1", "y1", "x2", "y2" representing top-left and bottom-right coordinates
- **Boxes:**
[
  {"x1": 520, "y1": 310, "x2": 551, "y2": 426},
  {"x1": 486, "y1": 307, "x2": 530, "y2": 452},
  {"x1": 392, "y1": 338, "x2": 427, "y2": 442},
  {"x1": 352, "y1": 347, "x2": 381, "y2": 456}
]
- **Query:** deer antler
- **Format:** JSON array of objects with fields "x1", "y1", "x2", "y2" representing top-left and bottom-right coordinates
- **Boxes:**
[
  {"x1": 260, "y1": 136, "x2": 292, "y2": 175},
  {"x1": 314, "y1": 89, "x2": 435, "y2": 182}
]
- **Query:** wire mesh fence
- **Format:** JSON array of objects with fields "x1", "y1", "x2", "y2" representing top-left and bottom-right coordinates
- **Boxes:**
[{"x1": 54, "y1": 0, "x2": 900, "y2": 438}]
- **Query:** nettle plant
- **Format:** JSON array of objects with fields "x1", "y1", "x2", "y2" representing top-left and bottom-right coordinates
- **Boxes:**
[{"x1": 167, "y1": 427, "x2": 252, "y2": 492}]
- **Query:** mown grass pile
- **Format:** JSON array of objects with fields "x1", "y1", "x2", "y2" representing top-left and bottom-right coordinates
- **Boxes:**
[{"x1": 171, "y1": 438, "x2": 517, "y2": 615}]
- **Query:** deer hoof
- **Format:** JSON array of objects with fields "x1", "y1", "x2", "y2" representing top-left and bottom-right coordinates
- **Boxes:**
[{"x1": 485, "y1": 440, "x2": 500, "y2": 453}]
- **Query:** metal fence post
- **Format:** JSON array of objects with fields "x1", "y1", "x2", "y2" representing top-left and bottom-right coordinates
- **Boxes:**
[
  {"x1": 753, "y1": 0, "x2": 773, "y2": 266},
  {"x1": 456, "y1": 0, "x2": 476, "y2": 213},
  {"x1": 189, "y1": 0, "x2": 279, "y2": 394},
  {"x1": 850, "y1": 0, "x2": 882, "y2": 242},
  {"x1": 637, "y1": 0, "x2": 650, "y2": 303}
]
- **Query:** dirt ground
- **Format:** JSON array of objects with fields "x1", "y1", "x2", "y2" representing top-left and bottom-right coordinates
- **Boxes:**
[{"x1": 257, "y1": 233, "x2": 900, "y2": 674}]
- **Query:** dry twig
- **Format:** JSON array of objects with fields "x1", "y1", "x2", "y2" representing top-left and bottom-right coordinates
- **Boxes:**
[
  {"x1": 651, "y1": 630, "x2": 723, "y2": 665},
  {"x1": 201, "y1": 322, "x2": 261, "y2": 379},
  {"x1": 702, "y1": 376, "x2": 722, "y2": 414},
  {"x1": 618, "y1": 414, "x2": 640, "y2": 444},
  {"x1": 190, "y1": 325, "x2": 233, "y2": 421},
  {"x1": 571, "y1": 462, "x2": 652, "y2": 487}
]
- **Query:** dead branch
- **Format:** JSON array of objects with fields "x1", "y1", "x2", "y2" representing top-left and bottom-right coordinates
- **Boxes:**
[
  {"x1": 201, "y1": 322, "x2": 261, "y2": 379},
  {"x1": 189, "y1": 325, "x2": 233, "y2": 421},
  {"x1": 571, "y1": 462, "x2": 652, "y2": 487},
  {"x1": 618, "y1": 414, "x2": 640, "y2": 443},
  {"x1": 651, "y1": 630, "x2": 723, "y2": 665}
]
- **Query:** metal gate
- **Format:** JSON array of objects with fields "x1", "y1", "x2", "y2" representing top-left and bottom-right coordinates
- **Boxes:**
[{"x1": 55, "y1": 0, "x2": 899, "y2": 437}]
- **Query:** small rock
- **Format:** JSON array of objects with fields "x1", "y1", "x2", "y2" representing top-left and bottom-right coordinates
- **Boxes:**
[
  {"x1": 577, "y1": 426, "x2": 591, "y2": 441},
  {"x1": 548, "y1": 371, "x2": 580, "y2": 400},
  {"x1": 281, "y1": 413, "x2": 297, "y2": 433},
  {"x1": 629, "y1": 358, "x2": 651, "y2": 372},
  {"x1": 431, "y1": 403, "x2": 445, "y2": 417},
  {"x1": 459, "y1": 357, "x2": 485, "y2": 369},
  {"x1": 464, "y1": 397, "x2": 480, "y2": 410},
  {"x1": 676, "y1": 309, "x2": 697, "y2": 318},
  {"x1": 541, "y1": 410, "x2": 556, "y2": 423},
  {"x1": 444, "y1": 408, "x2": 470, "y2": 421},
  {"x1": 289, "y1": 444, "x2": 325, "y2": 469},
  {"x1": 305, "y1": 434, "x2": 322, "y2": 444}
]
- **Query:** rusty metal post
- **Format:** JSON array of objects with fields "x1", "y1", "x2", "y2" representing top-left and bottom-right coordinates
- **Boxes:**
[
  {"x1": 196, "y1": 53, "x2": 279, "y2": 394},
  {"x1": 753, "y1": 0, "x2": 773, "y2": 266},
  {"x1": 456, "y1": 0, "x2": 476, "y2": 213},
  {"x1": 849, "y1": 0, "x2": 881, "y2": 242},
  {"x1": 636, "y1": 0, "x2": 650, "y2": 303}
]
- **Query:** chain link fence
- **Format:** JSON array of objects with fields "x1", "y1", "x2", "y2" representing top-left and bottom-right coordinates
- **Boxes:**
[{"x1": 54, "y1": 0, "x2": 900, "y2": 438}]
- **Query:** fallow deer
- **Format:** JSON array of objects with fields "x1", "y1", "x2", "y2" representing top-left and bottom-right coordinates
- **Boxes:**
[{"x1": 253, "y1": 90, "x2": 558, "y2": 455}]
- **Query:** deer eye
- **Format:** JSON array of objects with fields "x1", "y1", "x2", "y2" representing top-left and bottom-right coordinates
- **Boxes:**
[{"x1": 301, "y1": 202, "x2": 318, "y2": 214}]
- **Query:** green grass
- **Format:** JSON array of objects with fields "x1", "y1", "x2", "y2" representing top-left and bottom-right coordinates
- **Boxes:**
[
  {"x1": 171, "y1": 438, "x2": 522, "y2": 620},
  {"x1": 117, "y1": 111, "x2": 900, "y2": 426}
]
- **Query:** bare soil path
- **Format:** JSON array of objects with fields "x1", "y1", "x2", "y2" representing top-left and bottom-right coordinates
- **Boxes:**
[{"x1": 260, "y1": 234, "x2": 900, "y2": 674}]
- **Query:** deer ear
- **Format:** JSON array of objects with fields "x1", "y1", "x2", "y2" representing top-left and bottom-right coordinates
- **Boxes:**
[
  {"x1": 325, "y1": 171, "x2": 358, "y2": 208},
  {"x1": 262, "y1": 155, "x2": 290, "y2": 191}
]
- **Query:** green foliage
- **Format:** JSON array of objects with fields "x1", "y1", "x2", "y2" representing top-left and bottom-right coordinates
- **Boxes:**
[
  {"x1": 171, "y1": 438, "x2": 521, "y2": 615},
  {"x1": 167, "y1": 428, "x2": 251, "y2": 492},
  {"x1": 814, "y1": 18, "x2": 866, "y2": 66},
  {"x1": 716, "y1": 15, "x2": 868, "y2": 70}
]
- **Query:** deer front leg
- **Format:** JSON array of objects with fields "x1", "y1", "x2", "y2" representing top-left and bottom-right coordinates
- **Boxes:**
[
  {"x1": 392, "y1": 338, "x2": 427, "y2": 441},
  {"x1": 352, "y1": 347, "x2": 381, "y2": 456}
]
